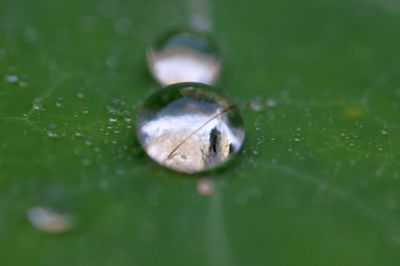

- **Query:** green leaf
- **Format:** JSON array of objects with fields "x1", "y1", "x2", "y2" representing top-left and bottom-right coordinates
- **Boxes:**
[{"x1": 1, "y1": 0, "x2": 399, "y2": 265}]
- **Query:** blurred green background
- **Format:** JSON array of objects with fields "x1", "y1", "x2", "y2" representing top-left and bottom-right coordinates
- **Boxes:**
[{"x1": 1, "y1": 0, "x2": 400, "y2": 265}]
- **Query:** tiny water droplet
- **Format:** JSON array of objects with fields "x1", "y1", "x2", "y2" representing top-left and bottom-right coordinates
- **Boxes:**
[
  {"x1": 197, "y1": 178, "x2": 214, "y2": 196},
  {"x1": 77, "y1": 92, "x2": 85, "y2": 99},
  {"x1": 105, "y1": 55, "x2": 117, "y2": 68},
  {"x1": 18, "y1": 80, "x2": 27, "y2": 87},
  {"x1": 114, "y1": 17, "x2": 132, "y2": 35},
  {"x1": 249, "y1": 100, "x2": 263, "y2": 112},
  {"x1": 27, "y1": 207, "x2": 73, "y2": 234},
  {"x1": 47, "y1": 130, "x2": 58, "y2": 138},
  {"x1": 148, "y1": 29, "x2": 220, "y2": 86},
  {"x1": 32, "y1": 97, "x2": 43, "y2": 110},
  {"x1": 75, "y1": 130, "x2": 83, "y2": 137},
  {"x1": 265, "y1": 99, "x2": 277, "y2": 107},
  {"x1": 136, "y1": 82, "x2": 245, "y2": 174},
  {"x1": 82, "y1": 158, "x2": 91, "y2": 166},
  {"x1": 5, "y1": 74, "x2": 18, "y2": 83}
]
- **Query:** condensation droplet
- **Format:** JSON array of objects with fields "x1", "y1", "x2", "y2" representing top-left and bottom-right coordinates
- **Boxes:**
[
  {"x1": 136, "y1": 82, "x2": 245, "y2": 174},
  {"x1": 197, "y1": 178, "x2": 214, "y2": 196},
  {"x1": 27, "y1": 207, "x2": 73, "y2": 234},
  {"x1": 249, "y1": 100, "x2": 263, "y2": 112},
  {"x1": 5, "y1": 74, "x2": 18, "y2": 83},
  {"x1": 47, "y1": 130, "x2": 58, "y2": 138},
  {"x1": 147, "y1": 29, "x2": 220, "y2": 86},
  {"x1": 32, "y1": 97, "x2": 43, "y2": 110},
  {"x1": 265, "y1": 99, "x2": 277, "y2": 107},
  {"x1": 77, "y1": 92, "x2": 85, "y2": 99}
]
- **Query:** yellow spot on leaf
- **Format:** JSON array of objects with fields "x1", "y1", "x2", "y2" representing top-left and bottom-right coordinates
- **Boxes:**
[{"x1": 344, "y1": 107, "x2": 362, "y2": 118}]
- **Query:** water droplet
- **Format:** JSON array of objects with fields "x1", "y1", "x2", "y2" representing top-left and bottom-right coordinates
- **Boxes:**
[
  {"x1": 136, "y1": 82, "x2": 245, "y2": 174},
  {"x1": 105, "y1": 55, "x2": 117, "y2": 68},
  {"x1": 74, "y1": 130, "x2": 83, "y2": 137},
  {"x1": 265, "y1": 99, "x2": 277, "y2": 107},
  {"x1": 55, "y1": 99, "x2": 63, "y2": 108},
  {"x1": 82, "y1": 158, "x2": 91, "y2": 166},
  {"x1": 114, "y1": 17, "x2": 132, "y2": 35},
  {"x1": 32, "y1": 97, "x2": 43, "y2": 110},
  {"x1": 381, "y1": 129, "x2": 389, "y2": 135},
  {"x1": 197, "y1": 178, "x2": 214, "y2": 196},
  {"x1": 77, "y1": 92, "x2": 85, "y2": 99},
  {"x1": 18, "y1": 80, "x2": 27, "y2": 87},
  {"x1": 47, "y1": 130, "x2": 58, "y2": 138},
  {"x1": 249, "y1": 100, "x2": 263, "y2": 111},
  {"x1": 147, "y1": 29, "x2": 220, "y2": 86},
  {"x1": 27, "y1": 207, "x2": 73, "y2": 234},
  {"x1": 24, "y1": 28, "x2": 39, "y2": 42},
  {"x1": 5, "y1": 74, "x2": 18, "y2": 83}
]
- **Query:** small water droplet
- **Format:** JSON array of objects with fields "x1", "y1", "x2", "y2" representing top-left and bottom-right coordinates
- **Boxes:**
[
  {"x1": 105, "y1": 56, "x2": 117, "y2": 68},
  {"x1": 24, "y1": 28, "x2": 39, "y2": 42},
  {"x1": 136, "y1": 83, "x2": 245, "y2": 174},
  {"x1": 148, "y1": 29, "x2": 220, "y2": 86},
  {"x1": 249, "y1": 100, "x2": 263, "y2": 111},
  {"x1": 32, "y1": 97, "x2": 43, "y2": 110},
  {"x1": 5, "y1": 74, "x2": 18, "y2": 83},
  {"x1": 114, "y1": 17, "x2": 132, "y2": 35},
  {"x1": 265, "y1": 99, "x2": 277, "y2": 107},
  {"x1": 47, "y1": 130, "x2": 58, "y2": 138},
  {"x1": 381, "y1": 129, "x2": 389, "y2": 135},
  {"x1": 197, "y1": 178, "x2": 214, "y2": 196},
  {"x1": 18, "y1": 80, "x2": 27, "y2": 87},
  {"x1": 75, "y1": 130, "x2": 83, "y2": 137},
  {"x1": 27, "y1": 207, "x2": 73, "y2": 234},
  {"x1": 82, "y1": 158, "x2": 91, "y2": 166},
  {"x1": 77, "y1": 92, "x2": 85, "y2": 99}
]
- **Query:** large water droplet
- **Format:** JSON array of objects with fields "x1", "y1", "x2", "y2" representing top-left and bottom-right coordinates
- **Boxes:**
[
  {"x1": 136, "y1": 82, "x2": 245, "y2": 174},
  {"x1": 147, "y1": 29, "x2": 221, "y2": 86}
]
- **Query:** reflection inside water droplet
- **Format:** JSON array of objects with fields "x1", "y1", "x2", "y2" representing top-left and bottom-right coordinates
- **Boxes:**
[
  {"x1": 147, "y1": 29, "x2": 221, "y2": 86},
  {"x1": 136, "y1": 82, "x2": 245, "y2": 174}
]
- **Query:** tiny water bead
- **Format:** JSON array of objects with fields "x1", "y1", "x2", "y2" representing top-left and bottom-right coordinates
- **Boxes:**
[
  {"x1": 27, "y1": 207, "x2": 73, "y2": 234},
  {"x1": 136, "y1": 82, "x2": 245, "y2": 174},
  {"x1": 147, "y1": 29, "x2": 221, "y2": 86}
]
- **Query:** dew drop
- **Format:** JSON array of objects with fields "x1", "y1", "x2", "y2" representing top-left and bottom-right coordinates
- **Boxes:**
[
  {"x1": 47, "y1": 130, "x2": 58, "y2": 138},
  {"x1": 5, "y1": 74, "x2": 18, "y2": 83},
  {"x1": 136, "y1": 82, "x2": 245, "y2": 174},
  {"x1": 249, "y1": 100, "x2": 263, "y2": 112},
  {"x1": 55, "y1": 100, "x2": 63, "y2": 108},
  {"x1": 27, "y1": 207, "x2": 73, "y2": 234},
  {"x1": 265, "y1": 99, "x2": 277, "y2": 107},
  {"x1": 82, "y1": 158, "x2": 91, "y2": 166},
  {"x1": 197, "y1": 178, "x2": 214, "y2": 196},
  {"x1": 32, "y1": 97, "x2": 43, "y2": 110},
  {"x1": 147, "y1": 29, "x2": 221, "y2": 86},
  {"x1": 77, "y1": 92, "x2": 85, "y2": 99}
]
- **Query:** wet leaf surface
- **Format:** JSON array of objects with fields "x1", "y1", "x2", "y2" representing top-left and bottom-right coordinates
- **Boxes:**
[{"x1": 0, "y1": 0, "x2": 399, "y2": 265}]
